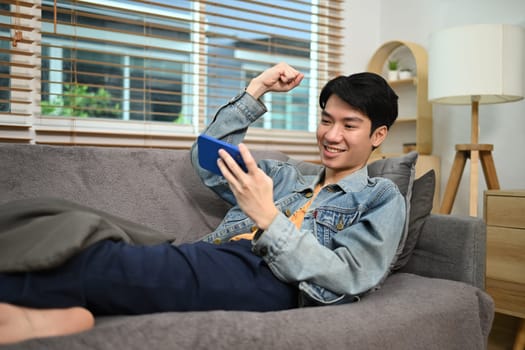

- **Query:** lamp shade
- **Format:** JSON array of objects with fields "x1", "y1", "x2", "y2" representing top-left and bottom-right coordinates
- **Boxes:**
[{"x1": 429, "y1": 24, "x2": 524, "y2": 105}]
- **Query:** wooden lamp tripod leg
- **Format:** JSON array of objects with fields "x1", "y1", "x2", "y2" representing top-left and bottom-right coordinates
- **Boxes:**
[
  {"x1": 468, "y1": 98, "x2": 480, "y2": 216},
  {"x1": 439, "y1": 99, "x2": 501, "y2": 215},
  {"x1": 480, "y1": 150, "x2": 500, "y2": 190},
  {"x1": 440, "y1": 150, "x2": 468, "y2": 214},
  {"x1": 513, "y1": 319, "x2": 525, "y2": 350}
]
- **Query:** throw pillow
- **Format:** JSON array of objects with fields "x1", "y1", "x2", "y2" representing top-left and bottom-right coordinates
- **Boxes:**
[
  {"x1": 393, "y1": 169, "x2": 435, "y2": 270},
  {"x1": 367, "y1": 151, "x2": 418, "y2": 272},
  {"x1": 367, "y1": 151, "x2": 417, "y2": 199}
]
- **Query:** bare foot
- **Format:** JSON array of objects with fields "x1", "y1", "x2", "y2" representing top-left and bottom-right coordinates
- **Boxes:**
[{"x1": 0, "y1": 303, "x2": 94, "y2": 345}]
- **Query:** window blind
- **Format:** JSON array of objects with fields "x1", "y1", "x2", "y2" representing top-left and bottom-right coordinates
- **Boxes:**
[
  {"x1": 0, "y1": 0, "x2": 343, "y2": 153},
  {"x1": 0, "y1": 0, "x2": 39, "y2": 142}
]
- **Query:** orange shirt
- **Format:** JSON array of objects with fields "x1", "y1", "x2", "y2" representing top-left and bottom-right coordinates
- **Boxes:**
[{"x1": 230, "y1": 183, "x2": 322, "y2": 241}]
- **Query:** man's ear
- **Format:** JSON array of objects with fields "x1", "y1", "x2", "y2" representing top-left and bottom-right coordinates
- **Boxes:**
[{"x1": 371, "y1": 125, "x2": 388, "y2": 148}]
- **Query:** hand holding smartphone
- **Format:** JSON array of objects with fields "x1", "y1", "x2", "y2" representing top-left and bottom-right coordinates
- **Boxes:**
[{"x1": 197, "y1": 134, "x2": 247, "y2": 175}]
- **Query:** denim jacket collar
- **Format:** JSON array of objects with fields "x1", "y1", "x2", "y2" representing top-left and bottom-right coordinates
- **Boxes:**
[
  {"x1": 335, "y1": 166, "x2": 369, "y2": 193},
  {"x1": 293, "y1": 165, "x2": 368, "y2": 194}
]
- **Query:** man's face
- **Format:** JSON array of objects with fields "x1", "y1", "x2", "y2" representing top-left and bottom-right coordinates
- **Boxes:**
[{"x1": 316, "y1": 94, "x2": 386, "y2": 182}]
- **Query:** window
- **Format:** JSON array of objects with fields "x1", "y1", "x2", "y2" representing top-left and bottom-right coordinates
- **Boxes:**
[
  {"x1": 0, "y1": 3, "x2": 10, "y2": 113},
  {"x1": 0, "y1": 0, "x2": 343, "y2": 149},
  {"x1": 40, "y1": 0, "x2": 192, "y2": 123}
]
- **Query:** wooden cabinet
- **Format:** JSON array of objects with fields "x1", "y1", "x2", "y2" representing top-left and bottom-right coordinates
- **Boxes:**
[
  {"x1": 484, "y1": 190, "x2": 525, "y2": 350},
  {"x1": 367, "y1": 41, "x2": 432, "y2": 155}
]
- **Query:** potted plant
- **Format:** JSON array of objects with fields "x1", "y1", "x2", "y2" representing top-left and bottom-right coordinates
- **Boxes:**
[
  {"x1": 387, "y1": 60, "x2": 399, "y2": 81},
  {"x1": 399, "y1": 68, "x2": 413, "y2": 80}
]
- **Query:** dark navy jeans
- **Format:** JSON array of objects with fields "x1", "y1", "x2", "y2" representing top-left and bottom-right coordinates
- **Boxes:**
[{"x1": 0, "y1": 239, "x2": 298, "y2": 315}]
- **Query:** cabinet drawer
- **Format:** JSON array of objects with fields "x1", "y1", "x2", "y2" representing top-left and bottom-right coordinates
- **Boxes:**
[
  {"x1": 485, "y1": 193, "x2": 525, "y2": 228},
  {"x1": 486, "y1": 278, "x2": 525, "y2": 318},
  {"x1": 486, "y1": 226, "x2": 525, "y2": 284}
]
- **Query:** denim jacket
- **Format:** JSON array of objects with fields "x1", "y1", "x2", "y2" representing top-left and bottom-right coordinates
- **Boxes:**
[{"x1": 190, "y1": 92, "x2": 406, "y2": 305}]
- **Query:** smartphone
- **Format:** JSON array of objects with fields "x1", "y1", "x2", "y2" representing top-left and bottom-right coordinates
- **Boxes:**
[{"x1": 197, "y1": 134, "x2": 247, "y2": 175}]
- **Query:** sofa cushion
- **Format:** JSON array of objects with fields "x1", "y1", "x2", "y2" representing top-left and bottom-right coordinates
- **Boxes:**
[{"x1": 8, "y1": 273, "x2": 493, "y2": 350}]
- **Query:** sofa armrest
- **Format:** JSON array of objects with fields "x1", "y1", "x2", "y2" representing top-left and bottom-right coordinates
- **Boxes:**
[{"x1": 400, "y1": 214, "x2": 486, "y2": 289}]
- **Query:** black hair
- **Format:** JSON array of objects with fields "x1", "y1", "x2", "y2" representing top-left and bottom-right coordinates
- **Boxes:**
[{"x1": 319, "y1": 72, "x2": 398, "y2": 135}]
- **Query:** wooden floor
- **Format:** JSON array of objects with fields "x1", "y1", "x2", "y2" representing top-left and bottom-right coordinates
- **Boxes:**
[{"x1": 488, "y1": 313, "x2": 522, "y2": 350}]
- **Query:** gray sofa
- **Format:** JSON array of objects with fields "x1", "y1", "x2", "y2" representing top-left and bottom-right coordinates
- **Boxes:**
[{"x1": 0, "y1": 143, "x2": 494, "y2": 349}]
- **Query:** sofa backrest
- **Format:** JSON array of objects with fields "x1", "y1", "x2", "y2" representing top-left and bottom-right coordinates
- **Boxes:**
[{"x1": 0, "y1": 143, "x2": 287, "y2": 243}]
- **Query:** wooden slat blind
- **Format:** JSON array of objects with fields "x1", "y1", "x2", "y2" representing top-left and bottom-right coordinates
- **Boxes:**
[
  {"x1": 0, "y1": 0, "x2": 343, "y2": 149},
  {"x1": 0, "y1": 0, "x2": 39, "y2": 143}
]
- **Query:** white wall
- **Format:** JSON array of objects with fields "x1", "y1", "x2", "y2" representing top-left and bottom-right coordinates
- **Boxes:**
[{"x1": 342, "y1": 0, "x2": 525, "y2": 217}]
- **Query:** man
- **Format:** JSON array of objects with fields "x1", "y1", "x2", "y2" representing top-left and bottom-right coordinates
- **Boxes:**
[{"x1": 0, "y1": 62, "x2": 405, "y2": 344}]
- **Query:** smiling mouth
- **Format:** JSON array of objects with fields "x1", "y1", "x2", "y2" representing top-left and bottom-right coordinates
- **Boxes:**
[{"x1": 323, "y1": 144, "x2": 346, "y2": 153}]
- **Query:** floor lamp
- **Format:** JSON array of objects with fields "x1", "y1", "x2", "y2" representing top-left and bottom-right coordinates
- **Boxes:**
[{"x1": 428, "y1": 24, "x2": 524, "y2": 216}]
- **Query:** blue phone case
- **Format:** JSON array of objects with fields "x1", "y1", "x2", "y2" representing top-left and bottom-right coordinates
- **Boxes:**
[{"x1": 197, "y1": 134, "x2": 247, "y2": 175}]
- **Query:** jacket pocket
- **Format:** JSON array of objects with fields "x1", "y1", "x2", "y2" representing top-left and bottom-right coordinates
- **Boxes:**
[{"x1": 314, "y1": 208, "x2": 359, "y2": 245}]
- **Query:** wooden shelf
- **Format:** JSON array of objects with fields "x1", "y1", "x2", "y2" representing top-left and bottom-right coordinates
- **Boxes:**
[
  {"x1": 367, "y1": 41, "x2": 432, "y2": 155},
  {"x1": 395, "y1": 116, "x2": 417, "y2": 123},
  {"x1": 387, "y1": 78, "x2": 417, "y2": 86}
]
